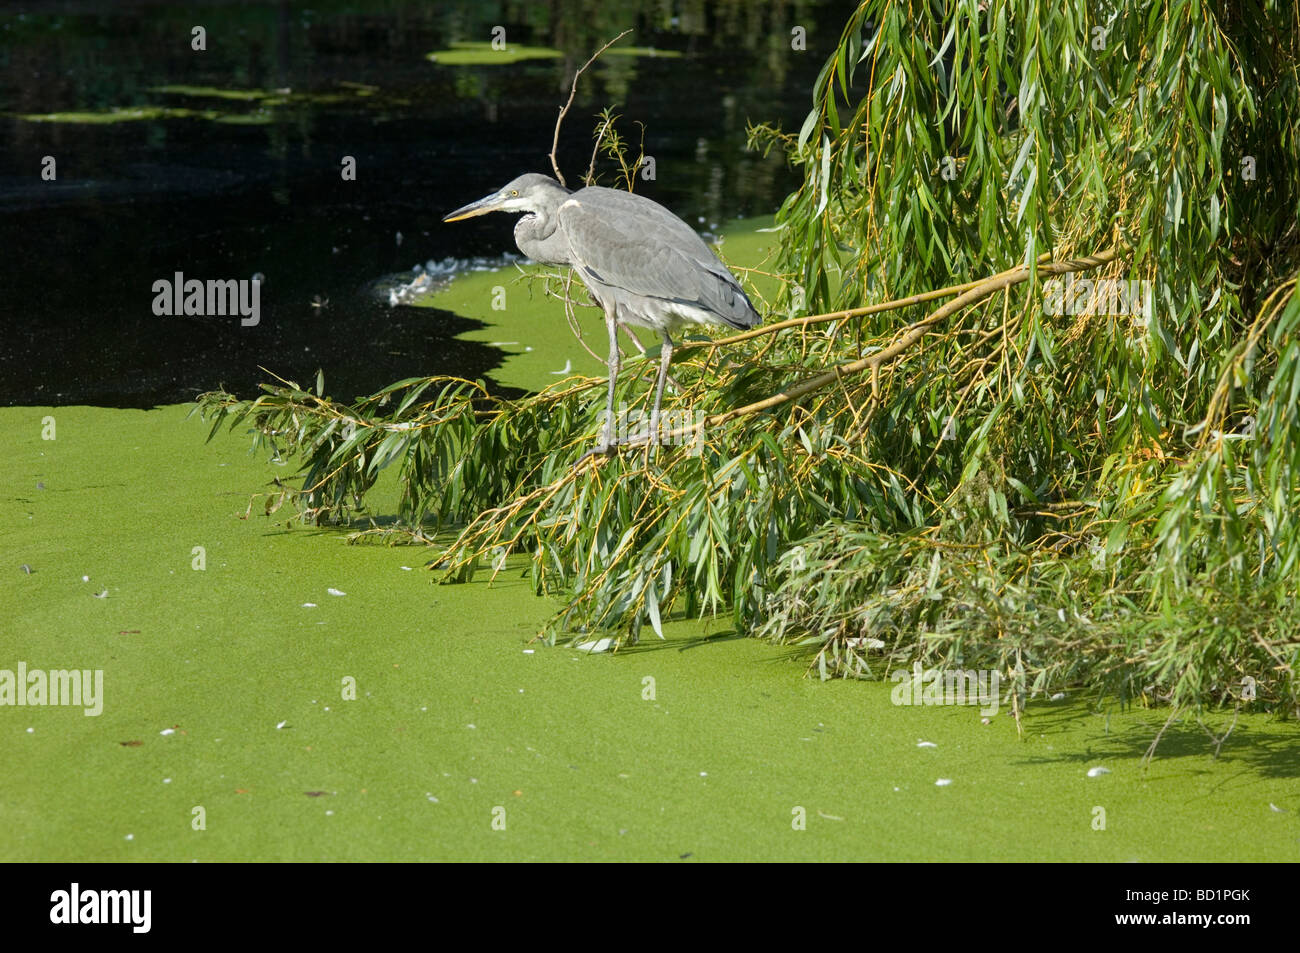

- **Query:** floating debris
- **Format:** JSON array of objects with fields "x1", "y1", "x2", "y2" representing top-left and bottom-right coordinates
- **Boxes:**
[
  {"x1": 935, "y1": 778, "x2": 953, "y2": 787},
  {"x1": 1086, "y1": 766, "x2": 1111, "y2": 777},
  {"x1": 327, "y1": 588, "x2": 346, "y2": 597},
  {"x1": 917, "y1": 740, "x2": 937, "y2": 748},
  {"x1": 375, "y1": 254, "x2": 523, "y2": 308},
  {"x1": 844, "y1": 637, "x2": 886, "y2": 649}
]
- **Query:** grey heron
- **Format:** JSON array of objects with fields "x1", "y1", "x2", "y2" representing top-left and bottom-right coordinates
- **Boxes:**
[{"x1": 443, "y1": 173, "x2": 760, "y2": 457}]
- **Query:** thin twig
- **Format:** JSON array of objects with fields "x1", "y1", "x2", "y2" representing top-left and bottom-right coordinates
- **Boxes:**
[
  {"x1": 1142, "y1": 707, "x2": 1180, "y2": 769},
  {"x1": 549, "y1": 30, "x2": 632, "y2": 186},
  {"x1": 1198, "y1": 706, "x2": 1239, "y2": 760},
  {"x1": 585, "y1": 114, "x2": 614, "y2": 185}
]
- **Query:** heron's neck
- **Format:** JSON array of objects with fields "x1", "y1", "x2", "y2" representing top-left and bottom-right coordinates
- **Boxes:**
[{"x1": 515, "y1": 209, "x2": 566, "y2": 264}]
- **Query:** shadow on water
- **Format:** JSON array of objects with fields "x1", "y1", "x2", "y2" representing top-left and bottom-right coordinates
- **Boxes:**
[
  {"x1": 1010, "y1": 701, "x2": 1300, "y2": 780},
  {"x1": 0, "y1": 0, "x2": 847, "y2": 407},
  {"x1": 619, "y1": 628, "x2": 750, "y2": 654}
]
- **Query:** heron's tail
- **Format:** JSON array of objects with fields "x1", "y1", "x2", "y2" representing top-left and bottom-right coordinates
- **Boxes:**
[{"x1": 718, "y1": 283, "x2": 762, "y2": 330}]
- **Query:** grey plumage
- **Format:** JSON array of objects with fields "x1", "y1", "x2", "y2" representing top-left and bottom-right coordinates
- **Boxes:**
[{"x1": 444, "y1": 172, "x2": 760, "y2": 457}]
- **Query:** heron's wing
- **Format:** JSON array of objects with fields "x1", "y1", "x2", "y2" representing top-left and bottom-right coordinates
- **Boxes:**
[{"x1": 558, "y1": 188, "x2": 760, "y2": 329}]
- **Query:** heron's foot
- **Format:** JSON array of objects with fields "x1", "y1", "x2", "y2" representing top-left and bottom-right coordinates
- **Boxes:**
[{"x1": 575, "y1": 441, "x2": 618, "y2": 468}]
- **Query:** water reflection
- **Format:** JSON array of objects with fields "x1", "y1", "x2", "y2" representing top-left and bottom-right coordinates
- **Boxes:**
[{"x1": 0, "y1": 0, "x2": 846, "y2": 406}]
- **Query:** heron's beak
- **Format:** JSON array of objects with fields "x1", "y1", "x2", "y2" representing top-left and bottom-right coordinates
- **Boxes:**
[{"x1": 443, "y1": 191, "x2": 505, "y2": 222}]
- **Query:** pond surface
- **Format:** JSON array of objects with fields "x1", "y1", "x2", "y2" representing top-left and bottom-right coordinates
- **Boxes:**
[{"x1": 0, "y1": 0, "x2": 846, "y2": 407}]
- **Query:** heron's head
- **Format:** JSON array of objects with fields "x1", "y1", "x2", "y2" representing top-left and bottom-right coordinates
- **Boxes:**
[{"x1": 443, "y1": 173, "x2": 570, "y2": 222}]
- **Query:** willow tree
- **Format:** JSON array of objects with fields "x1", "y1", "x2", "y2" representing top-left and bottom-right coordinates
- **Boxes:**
[{"x1": 199, "y1": 2, "x2": 1299, "y2": 717}]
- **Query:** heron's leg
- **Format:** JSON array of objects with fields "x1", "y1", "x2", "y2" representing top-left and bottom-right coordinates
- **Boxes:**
[
  {"x1": 601, "y1": 306, "x2": 621, "y2": 451},
  {"x1": 577, "y1": 306, "x2": 622, "y2": 468},
  {"x1": 650, "y1": 331, "x2": 674, "y2": 454},
  {"x1": 618, "y1": 324, "x2": 682, "y2": 391}
]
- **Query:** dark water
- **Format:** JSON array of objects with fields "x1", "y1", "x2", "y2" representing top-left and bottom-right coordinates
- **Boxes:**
[{"x1": 0, "y1": 1, "x2": 847, "y2": 407}]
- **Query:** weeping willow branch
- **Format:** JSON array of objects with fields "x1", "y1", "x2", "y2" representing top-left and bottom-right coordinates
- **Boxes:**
[
  {"x1": 645, "y1": 248, "x2": 1120, "y2": 447},
  {"x1": 689, "y1": 252, "x2": 1054, "y2": 350}
]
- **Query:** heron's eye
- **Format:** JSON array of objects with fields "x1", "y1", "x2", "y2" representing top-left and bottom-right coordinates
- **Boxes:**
[{"x1": 510, "y1": 190, "x2": 518, "y2": 196}]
